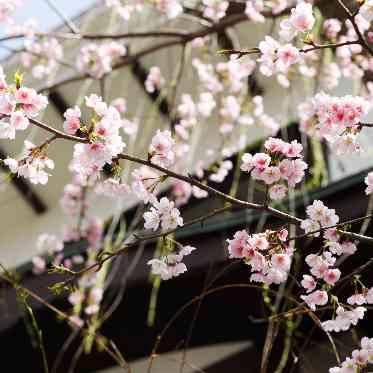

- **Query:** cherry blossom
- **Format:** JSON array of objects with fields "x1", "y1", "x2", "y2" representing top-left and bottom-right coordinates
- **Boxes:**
[
  {"x1": 76, "y1": 42, "x2": 126, "y2": 79},
  {"x1": 323, "y1": 19, "x2": 342, "y2": 40},
  {"x1": 95, "y1": 178, "x2": 130, "y2": 198},
  {"x1": 144, "y1": 197, "x2": 183, "y2": 231},
  {"x1": 0, "y1": 0, "x2": 21, "y2": 23},
  {"x1": 241, "y1": 138, "x2": 307, "y2": 199},
  {"x1": 3, "y1": 4, "x2": 373, "y2": 371},
  {"x1": 209, "y1": 160, "x2": 233, "y2": 183},
  {"x1": 155, "y1": 0, "x2": 183, "y2": 18},
  {"x1": 148, "y1": 129, "x2": 175, "y2": 167},
  {"x1": 299, "y1": 92, "x2": 370, "y2": 153},
  {"x1": 258, "y1": 36, "x2": 300, "y2": 80},
  {"x1": 105, "y1": 0, "x2": 139, "y2": 21},
  {"x1": 131, "y1": 165, "x2": 161, "y2": 203},
  {"x1": 63, "y1": 106, "x2": 81, "y2": 135},
  {"x1": 300, "y1": 290, "x2": 328, "y2": 311},
  {"x1": 202, "y1": 0, "x2": 229, "y2": 21},
  {"x1": 279, "y1": 2, "x2": 315, "y2": 41},
  {"x1": 322, "y1": 306, "x2": 367, "y2": 332},
  {"x1": 301, "y1": 200, "x2": 339, "y2": 234},
  {"x1": 68, "y1": 95, "x2": 126, "y2": 181},
  {"x1": 197, "y1": 92, "x2": 216, "y2": 117},
  {"x1": 0, "y1": 75, "x2": 48, "y2": 139},
  {"x1": 245, "y1": 0, "x2": 265, "y2": 23},
  {"x1": 145, "y1": 66, "x2": 165, "y2": 93},
  {"x1": 227, "y1": 228, "x2": 293, "y2": 285},
  {"x1": 21, "y1": 37, "x2": 63, "y2": 79},
  {"x1": 4, "y1": 140, "x2": 54, "y2": 185},
  {"x1": 148, "y1": 244, "x2": 196, "y2": 280}
]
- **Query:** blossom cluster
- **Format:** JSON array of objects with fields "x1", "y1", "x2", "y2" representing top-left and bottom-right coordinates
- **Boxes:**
[
  {"x1": 67, "y1": 94, "x2": 126, "y2": 182},
  {"x1": 21, "y1": 37, "x2": 63, "y2": 79},
  {"x1": 171, "y1": 180, "x2": 208, "y2": 206},
  {"x1": 279, "y1": 1, "x2": 315, "y2": 41},
  {"x1": 0, "y1": 68, "x2": 48, "y2": 140},
  {"x1": 143, "y1": 197, "x2": 183, "y2": 231},
  {"x1": 257, "y1": 36, "x2": 300, "y2": 85},
  {"x1": 95, "y1": 177, "x2": 130, "y2": 198},
  {"x1": 329, "y1": 337, "x2": 373, "y2": 373},
  {"x1": 299, "y1": 200, "x2": 358, "y2": 311},
  {"x1": 4, "y1": 140, "x2": 54, "y2": 184},
  {"x1": 192, "y1": 57, "x2": 279, "y2": 141},
  {"x1": 0, "y1": 0, "x2": 21, "y2": 24},
  {"x1": 347, "y1": 287, "x2": 373, "y2": 306},
  {"x1": 105, "y1": 0, "x2": 142, "y2": 21},
  {"x1": 76, "y1": 42, "x2": 126, "y2": 79},
  {"x1": 193, "y1": 57, "x2": 255, "y2": 95},
  {"x1": 145, "y1": 66, "x2": 165, "y2": 94},
  {"x1": 147, "y1": 244, "x2": 196, "y2": 280},
  {"x1": 301, "y1": 200, "x2": 339, "y2": 235},
  {"x1": 300, "y1": 251, "x2": 340, "y2": 311},
  {"x1": 131, "y1": 165, "x2": 162, "y2": 203},
  {"x1": 202, "y1": 0, "x2": 228, "y2": 21},
  {"x1": 299, "y1": 93, "x2": 370, "y2": 154},
  {"x1": 32, "y1": 233, "x2": 64, "y2": 274},
  {"x1": 322, "y1": 306, "x2": 366, "y2": 333},
  {"x1": 148, "y1": 129, "x2": 175, "y2": 168},
  {"x1": 227, "y1": 228, "x2": 293, "y2": 285},
  {"x1": 241, "y1": 137, "x2": 307, "y2": 200}
]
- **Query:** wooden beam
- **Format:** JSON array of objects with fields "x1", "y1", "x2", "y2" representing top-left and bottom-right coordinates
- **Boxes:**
[{"x1": 48, "y1": 90, "x2": 70, "y2": 117}]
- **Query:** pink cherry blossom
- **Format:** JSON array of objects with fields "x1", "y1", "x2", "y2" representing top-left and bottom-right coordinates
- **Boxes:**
[
  {"x1": 279, "y1": 2, "x2": 315, "y2": 41},
  {"x1": 245, "y1": 0, "x2": 265, "y2": 23},
  {"x1": 301, "y1": 274, "x2": 317, "y2": 293},
  {"x1": 4, "y1": 140, "x2": 54, "y2": 185},
  {"x1": 323, "y1": 19, "x2": 342, "y2": 39},
  {"x1": 76, "y1": 42, "x2": 126, "y2": 79},
  {"x1": 148, "y1": 243, "x2": 196, "y2": 280},
  {"x1": 95, "y1": 178, "x2": 130, "y2": 198},
  {"x1": 322, "y1": 306, "x2": 366, "y2": 332},
  {"x1": 323, "y1": 268, "x2": 341, "y2": 285},
  {"x1": 145, "y1": 66, "x2": 165, "y2": 93},
  {"x1": 269, "y1": 184, "x2": 287, "y2": 200},
  {"x1": 149, "y1": 129, "x2": 175, "y2": 167},
  {"x1": 21, "y1": 37, "x2": 63, "y2": 79},
  {"x1": 202, "y1": 0, "x2": 229, "y2": 21},
  {"x1": 63, "y1": 106, "x2": 81, "y2": 135},
  {"x1": 301, "y1": 290, "x2": 328, "y2": 311},
  {"x1": 144, "y1": 197, "x2": 183, "y2": 231}
]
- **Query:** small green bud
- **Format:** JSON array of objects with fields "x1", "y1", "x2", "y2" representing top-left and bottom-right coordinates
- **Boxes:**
[{"x1": 14, "y1": 71, "x2": 23, "y2": 89}]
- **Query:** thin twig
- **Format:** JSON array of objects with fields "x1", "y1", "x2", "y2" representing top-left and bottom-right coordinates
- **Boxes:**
[{"x1": 44, "y1": 0, "x2": 80, "y2": 34}]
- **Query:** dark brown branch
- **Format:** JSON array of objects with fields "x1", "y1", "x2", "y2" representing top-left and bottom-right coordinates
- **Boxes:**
[
  {"x1": 29, "y1": 118, "x2": 88, "y2": 143},
  {"x1": 335, "y1": 0, "x2": 373, "y2": 56}
]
